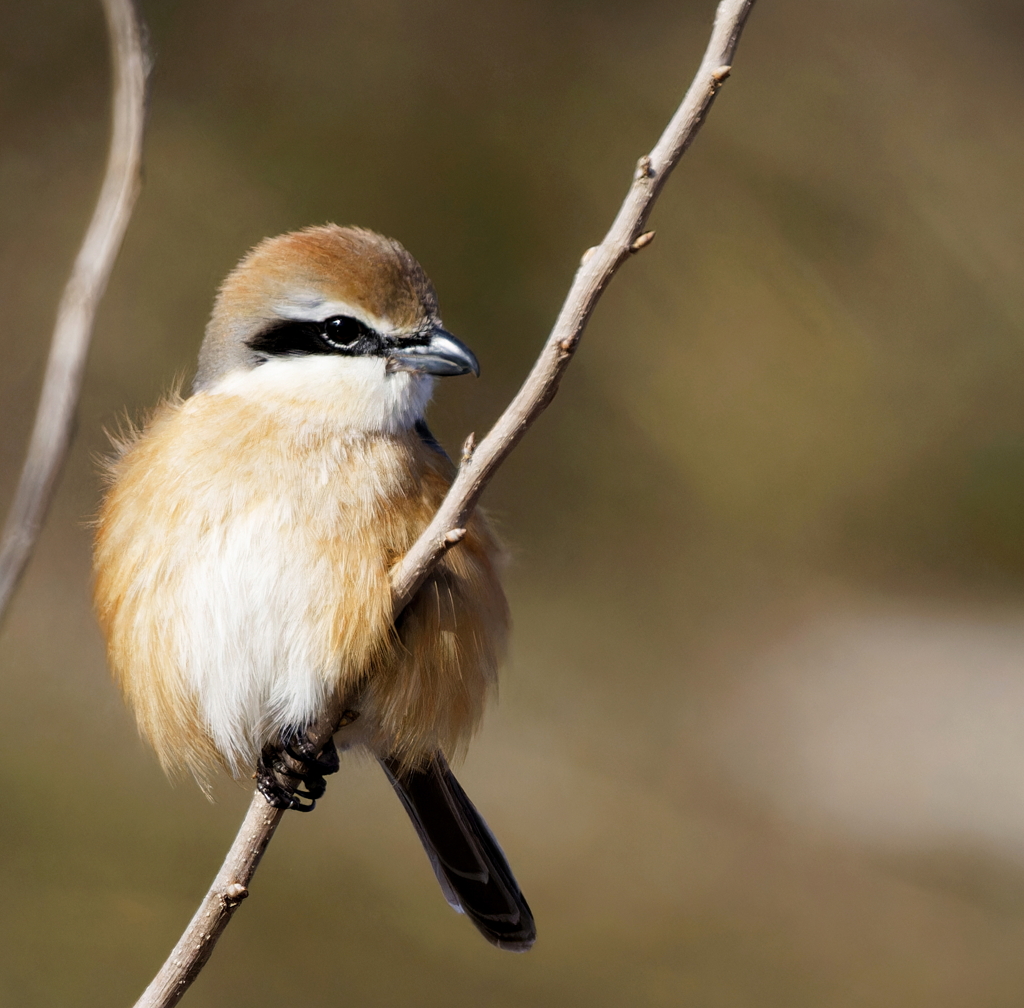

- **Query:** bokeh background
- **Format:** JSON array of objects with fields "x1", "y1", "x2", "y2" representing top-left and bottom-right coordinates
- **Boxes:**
[{"x1": 2, "y1": 0, "x2": 1024, "y2": 1004}]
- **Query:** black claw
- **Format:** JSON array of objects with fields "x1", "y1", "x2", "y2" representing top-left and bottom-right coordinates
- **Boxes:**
[
  {"x1": 294, "y1": 778, "x2": 327, "y2": 801},
  {"x1": 256, "y1": 769, "x2": 317, "y2": 811},
  {"x1": 284, "y1": 734, "x2": 340, "y2": 777},
  {"x1": 255, "y1": 754, "x2": 298, "y2": 809},
  {"x1": 256, "y1": 734, "x2": 341, "y2": 812}
]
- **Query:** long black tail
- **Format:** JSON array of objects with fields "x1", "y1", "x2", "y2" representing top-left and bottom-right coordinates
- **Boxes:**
[{"x1": 380, "y1": 754, "x2": 536, "y2": 952}]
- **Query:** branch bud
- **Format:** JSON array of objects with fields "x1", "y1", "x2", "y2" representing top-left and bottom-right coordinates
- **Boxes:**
[{"x1": 630, "y1": 231, "x2": 656, "y2": 252}]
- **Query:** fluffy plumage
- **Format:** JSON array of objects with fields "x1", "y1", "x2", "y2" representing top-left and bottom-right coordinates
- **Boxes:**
[
  {"x1": 93, "y1": 226, "x2": 507, "y2": 780},
  {"x1": 93, "y1": 225, "x2": 533, "y2": 951}
]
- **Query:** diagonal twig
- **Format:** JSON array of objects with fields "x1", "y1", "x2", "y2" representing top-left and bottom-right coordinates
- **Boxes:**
[
  {"x1": 131, "y1": 2, "x2": 757, "y2": 1005},
  {"x1": 390, "y1": 0, "x2": 754, "y2": 614},
  {"x1": 0, "y1": 0, "x2": 149, "y2": 622}
]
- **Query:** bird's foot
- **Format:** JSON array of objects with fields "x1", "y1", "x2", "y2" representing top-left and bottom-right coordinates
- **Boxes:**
[{"x1": 256, "y1": 734, "x2": 341, "y2": 813}]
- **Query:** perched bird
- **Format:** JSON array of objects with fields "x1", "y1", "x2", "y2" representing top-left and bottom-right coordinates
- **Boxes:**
[{"x1": 93, "y1": 224, "x2": 535, "y2": 951}]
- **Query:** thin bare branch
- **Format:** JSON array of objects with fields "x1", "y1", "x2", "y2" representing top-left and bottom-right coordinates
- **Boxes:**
[
  {"x1": 390, "y1": 0, "x2": 755, "y2": 613},
  {"x1": 132, "y1": 799, "x2": 283, "y2": 1008},
  {"x1": 130, "y1": 2, "x2": 756, "y2": 1004},
  {"x1": 0, "y1": 0, "x2": 148, "y2": 621}
]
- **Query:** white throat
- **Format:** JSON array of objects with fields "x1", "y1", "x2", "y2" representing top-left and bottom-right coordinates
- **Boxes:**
[{"x1": 204, "y1": 355, "x2": 436, "y2": 433}]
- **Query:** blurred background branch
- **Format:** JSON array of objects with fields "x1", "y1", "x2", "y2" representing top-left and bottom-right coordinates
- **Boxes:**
[
  {"x1": 0, "y1": 0, "x2": 147, "y2": 621},
  {"x1": 131, "y1": 3, "x2": 756, "y2": 1005}
]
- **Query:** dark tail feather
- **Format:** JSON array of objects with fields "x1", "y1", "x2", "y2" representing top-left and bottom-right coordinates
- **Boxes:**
[{"x1": 380, "y1": 754, "x2": 536, "y2": 952}]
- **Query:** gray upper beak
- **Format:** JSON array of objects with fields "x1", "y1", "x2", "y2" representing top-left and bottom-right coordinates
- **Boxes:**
[{"x1": 388, "y1": 328, "x2": 480, "y2": 377}]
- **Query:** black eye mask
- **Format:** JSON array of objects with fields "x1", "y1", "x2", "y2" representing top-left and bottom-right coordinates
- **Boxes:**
[{"x1": 247, "y1": 315, "x2": 429, "y2": 359}]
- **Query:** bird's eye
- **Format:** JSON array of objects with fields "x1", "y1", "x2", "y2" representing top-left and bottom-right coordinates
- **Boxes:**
[{"x1": 323, "y1": 315, "x2": 371, "y2": 347}]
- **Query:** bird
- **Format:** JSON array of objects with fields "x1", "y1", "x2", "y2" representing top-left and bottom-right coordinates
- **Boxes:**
[{"x1": 92, "y1": 224, "x2": 535, "y2": 951}]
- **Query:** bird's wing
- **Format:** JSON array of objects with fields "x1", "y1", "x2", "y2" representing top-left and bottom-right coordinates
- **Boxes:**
[
  {"x1": 413, "y1": 419, "x2": 452, "y2": 462},
  {"x1": 380, "y1": 754, "x2": 536, "y2": 952}
]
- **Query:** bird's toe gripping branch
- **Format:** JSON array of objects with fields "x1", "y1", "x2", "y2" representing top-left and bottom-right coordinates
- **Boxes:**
[{"x1": 256, "y1": 733, "x2": 341, "y2": 812}]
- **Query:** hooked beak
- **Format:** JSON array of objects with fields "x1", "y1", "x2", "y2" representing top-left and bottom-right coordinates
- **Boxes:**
[{"x1": 388, "y1": 328, "x2": 480, "y2": 377}]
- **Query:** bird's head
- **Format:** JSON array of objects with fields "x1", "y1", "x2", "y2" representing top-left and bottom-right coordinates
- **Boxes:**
[{"x1": 193, "y1": 225, "x2": 478, "y2": 431}]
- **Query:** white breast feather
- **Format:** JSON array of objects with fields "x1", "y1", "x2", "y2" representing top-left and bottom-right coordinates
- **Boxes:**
[{"x1": 170, "y1": 355, "x2": 432, "y2": 770}]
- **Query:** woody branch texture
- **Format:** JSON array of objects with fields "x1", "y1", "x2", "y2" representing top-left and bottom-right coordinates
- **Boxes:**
[
  {"x1": 0, "y1": 0, "x2": 148, "y2": 621},
  {"x1": 131, "y1": 1, "x2": 757, "y2": 1004}
]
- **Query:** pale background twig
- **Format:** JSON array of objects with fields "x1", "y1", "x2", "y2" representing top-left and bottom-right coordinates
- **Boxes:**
[
  {"x1": 0, "y1": 0, "x2": 147, "y2": 621},
  {"x1": 130, "y1": 2, "x2": 756, "y2": 1005}
]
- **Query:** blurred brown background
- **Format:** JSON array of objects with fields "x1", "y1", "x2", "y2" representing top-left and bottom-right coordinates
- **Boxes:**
[{"x1": 2, "y1": 0, "x2": 1024, "y2": 1004}]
